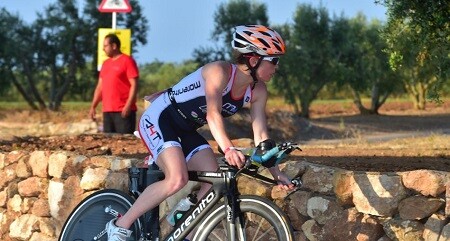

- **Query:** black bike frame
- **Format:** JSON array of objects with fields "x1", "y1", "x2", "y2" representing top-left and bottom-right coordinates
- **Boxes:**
[{"x1": 129, "y1": 160, "x2": 268, "y2": 241}]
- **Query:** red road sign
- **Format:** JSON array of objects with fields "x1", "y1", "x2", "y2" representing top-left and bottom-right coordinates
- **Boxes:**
[{"x1": 98, "y1": 0, "x2": 132, "y2": 13}]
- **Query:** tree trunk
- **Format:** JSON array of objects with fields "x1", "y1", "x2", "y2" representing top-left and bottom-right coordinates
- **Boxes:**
[
  {"x1": 370, "y1": 85, "x2": 380, "y2": 114},
  {"x1": 369, "y1": 83, "x2": 390, "y2": 115},
  {"x1": 54, "y1": 53, "x2": 77, "y2": 110},
  {"x1": 21, "y1": 59, "x2": 46, "y2": 110},
  {"x1": 293, "y1": 101, "x2": 300, "y2": 116},
  {"x1": 372, "y1": 90, "x2": 390, "y2": 114},
  {"x1": 9, "y1": 70, "x2": 39, "y2": 110},
  {"x1": 300, "y1": 99, "x2": 310, "y2": 119},
  {"x1": 49, "y1": 64, "x2": 57, "y2": 111},
  {"x1": 407, "y1": 81, "x2": 427, "y2": 110},
  {"x1": 350, "y1": 88, "x2": 372, "y2": 115}
]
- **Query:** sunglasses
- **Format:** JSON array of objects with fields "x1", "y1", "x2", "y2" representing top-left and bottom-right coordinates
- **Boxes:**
[{"x1": 262, "y1": 56, "x2": 280, "y2": 66}]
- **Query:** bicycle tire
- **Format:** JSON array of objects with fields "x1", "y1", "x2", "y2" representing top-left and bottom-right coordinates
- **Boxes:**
[
  {"x1": 58, "y1": 189, "x2": 142, "y2": 241},
  {"x1": 192, "y1": 195, "x2": 294, "y2": 241}
]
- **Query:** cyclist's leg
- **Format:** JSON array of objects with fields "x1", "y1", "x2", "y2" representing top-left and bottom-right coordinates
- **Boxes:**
[
  {"x1": 111, "y1": 100, "x2": 191, "y2": 237},
  {"x1": 115, "y1": 146, "x2": 188, "y2": 229},
  {"x1": 187, "y1": 148, "x2": 218, "y2": 198},
  {"x1": 183, "y1": 137, "x2": 218, "y2": 241},
  {"x1": 182, "y1": 130, "x2": 218, "y2": 199}
]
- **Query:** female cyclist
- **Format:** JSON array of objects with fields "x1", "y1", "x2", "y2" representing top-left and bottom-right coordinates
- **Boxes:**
[{"x1": 106, "y1": 24, "x2": 294, "y2": 241}]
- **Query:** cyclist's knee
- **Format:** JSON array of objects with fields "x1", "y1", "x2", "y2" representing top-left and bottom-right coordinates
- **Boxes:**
[{"x1": 165, "y1": 174, "x2": 189, "y2": 195}]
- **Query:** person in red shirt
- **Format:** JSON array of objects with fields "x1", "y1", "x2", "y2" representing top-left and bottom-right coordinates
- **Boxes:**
[{"x1": 89, "y1": 33, "x2": 139, "y2": 134}]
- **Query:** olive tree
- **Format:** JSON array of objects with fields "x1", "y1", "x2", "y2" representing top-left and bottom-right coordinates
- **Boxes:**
[
  {"x1": 274, "y1": 4, "x2": 333, "y2": 118},
  {"x1": 193, "y1": 0, "x2": 268, "y2": 65},
  {"x1": 379, "y1": 0, "x2": 450, "y2": 103}
]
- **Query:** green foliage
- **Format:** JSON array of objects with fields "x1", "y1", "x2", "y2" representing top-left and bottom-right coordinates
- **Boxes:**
[
  {"x1": 379, "y1": 0, "x2": 450, "y2": 103},
  {"x1": 330, "y1": 14, "x2": 399, "y2": 114},
  {"x1": 33, "y1": 0, "x2": 91, "y2": 109},
  {"x1": 0, "y1": 8, "x2": 46, "y2": 109},
  {"x1": 192, "y1": 46, "x2": 227, "y2": 67},
  {"x1": 274, "y1": 4, "x2": 333, "y2": 118},
  {"x1": 1, "y1": 0, "x2": 448, "y2": 113},
  {"x1": 0, "y1": 0, "x2": 149, "y2": 110},
  {"x1": 212, "y1": 0, "x2": 268, "y2": 45},
  {"x1": 0, "y1": 9, "x2": 15, "y2": 96},
  {"x1": 82, "y1": 0, "x2": 148, "y2": 57},
  {"x1": 383, "y1": 19, "x2": 445, "y2": 109},
  {"x1": 139, "y1": 61, "x2": 198, "y2": 96},
  {"x1": 379, "y1": 0, "x2": 449, "y2": 39},
  {"x1": 193, "y1": 0, "x2": 269, "y2": 65}
]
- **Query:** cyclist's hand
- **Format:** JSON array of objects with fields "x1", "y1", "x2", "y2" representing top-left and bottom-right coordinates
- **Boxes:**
[
  {"x1": 225, "y1": 149, "x2": 246, "y2": 169},
  {"x1": 274, "y1": 172, "x2": 295, "y2": 191}
]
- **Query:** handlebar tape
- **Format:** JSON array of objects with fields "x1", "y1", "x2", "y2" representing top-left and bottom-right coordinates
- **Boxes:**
[{"x1": 251, "y1": 146, "x2": 280, "y2": 163}]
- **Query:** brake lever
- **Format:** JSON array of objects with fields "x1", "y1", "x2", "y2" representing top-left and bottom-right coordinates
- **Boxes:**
[
  {"x1": 282, "y1": 144, "x2": 302, "y2": 155},
  {"x1": 279, "y1": 142, "x2": 302, "y2": 152}
]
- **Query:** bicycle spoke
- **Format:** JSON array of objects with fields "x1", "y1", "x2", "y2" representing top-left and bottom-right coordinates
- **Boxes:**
[
  {"x1": 253, "y1": 226, "x2": 274, "y2": 241},
  {"x1": 195, "y1": 197, "x2": 293, "y2": 241},
  {"x1": 254, "y1": 217, "x2": 275, "y2": 241},
  {"x1": 251, "y1": 219, "x2": 262, "y2": 241},
  {"x1": 93, "y1": 228, "x2": 107, "y2": 240},
  {"x1": 204, "y1": 212, "x2": 281, "y2": 241}
]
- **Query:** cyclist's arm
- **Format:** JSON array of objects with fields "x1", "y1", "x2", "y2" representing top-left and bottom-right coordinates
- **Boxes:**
[
  {"x1": 251, "y1": 82, "x2": 294, "y2": 190},
  {"x1": 250, "y1": 81, "x2": 269, "y2": 144},
  {"x1": 203, "y1": 62, "x2": 245, "y2": 168}
]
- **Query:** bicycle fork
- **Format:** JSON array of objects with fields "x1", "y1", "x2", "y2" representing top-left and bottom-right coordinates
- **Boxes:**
[
  {"x1": 224, "y1": 173, "x2": 246, "y2": 241},
  {"x1": 226, "y1": 203, "x2": 247, "y2": 241}
]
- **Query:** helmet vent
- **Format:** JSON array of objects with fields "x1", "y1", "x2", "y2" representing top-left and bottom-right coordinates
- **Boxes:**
[
  {"x1": 274, "y1": 43, "x2": 282, "y2": 52},
  {"x1": 258, "y1": 38, "x2": 270, "y2": 48},
  {"x1": 236, "y1": 34, "x2": 247, "y2": 41},
  {"x1": 233, "y1": 40, "x2": 245, "y2": 48},
  {"x1": 259, "y1": 31, "x2": 271, "y2": 37}
]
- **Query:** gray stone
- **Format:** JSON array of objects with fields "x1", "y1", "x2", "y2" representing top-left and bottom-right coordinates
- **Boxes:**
[{"x1": 398, "y1": 196, "x2": 444, "y2": 220}]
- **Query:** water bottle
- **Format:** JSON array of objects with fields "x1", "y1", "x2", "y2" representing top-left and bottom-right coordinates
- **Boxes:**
[{"x1": 166, "y1": 194, "x2": 197, "y2": 226}]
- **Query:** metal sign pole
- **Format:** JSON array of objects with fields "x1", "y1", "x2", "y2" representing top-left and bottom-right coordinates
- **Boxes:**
[{"x1": 112, "y1": 12, "x2": 117, "y2": 30}]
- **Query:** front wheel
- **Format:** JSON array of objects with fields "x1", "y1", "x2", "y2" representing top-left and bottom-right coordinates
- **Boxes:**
[
  {"x1": 58, "y1": 189, "x2": 142, "y2": 241},
  {"x1": 192, "y1": 195, "x2": 294, "y2": 241}
]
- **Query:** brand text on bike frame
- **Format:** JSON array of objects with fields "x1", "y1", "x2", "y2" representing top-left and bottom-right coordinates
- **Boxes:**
[{"x1": 167, "y1": 191, "x2": 216, "y2": 241}]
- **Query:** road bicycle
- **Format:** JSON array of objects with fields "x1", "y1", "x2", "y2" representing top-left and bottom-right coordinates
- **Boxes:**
[{"x1": 58, "y1": 141, "x2": 301, "y2": 241}]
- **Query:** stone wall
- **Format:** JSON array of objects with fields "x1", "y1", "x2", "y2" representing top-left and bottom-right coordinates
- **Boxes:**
[{"x1": 0, "y1": 150, "x2": 449, "y2": 241}]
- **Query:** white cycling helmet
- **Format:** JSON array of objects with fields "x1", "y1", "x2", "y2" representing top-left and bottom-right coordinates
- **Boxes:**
[{"x1": 232, "y1": 25, "x2": 286, "y2": 56}]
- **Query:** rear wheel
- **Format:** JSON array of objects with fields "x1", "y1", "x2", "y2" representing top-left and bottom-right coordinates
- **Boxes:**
[
  {"x1": 58, "y1": 189, "x2": 142, "y2": 241},
  {"x1": 193, "y1": 195, "x2": 294, "y2": 241}
]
